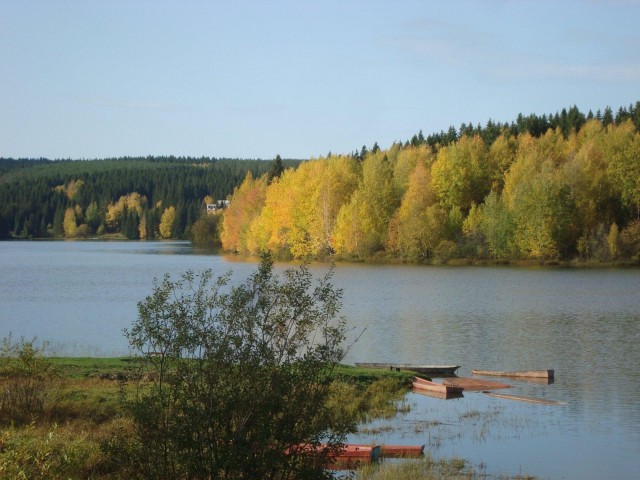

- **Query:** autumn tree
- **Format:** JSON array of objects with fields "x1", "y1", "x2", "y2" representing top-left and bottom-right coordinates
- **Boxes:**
[
  {"x1": 105, "y1": 193, "x2": 148, "y2": 233},
  {"x1": 502, "y1": 133, "x2": 575, "y2": 259},
  {"x1": 62, "y1": 207, "x2": 78, "y2": 237},
  {"x1": 387, "y1": 161, "x2": 442, "y2": 260},
  {"x1": 159, "y1": 206, "x2": 176, "y2": 239},
  {"x1": 431, "y1": 134, "x2": 495, "y2": 213},
  {"x1": 605, "y1": 120, "x2": 640, "y2": 219},
  {"x1": 220, "y1": 172, "x2": 268, "y2": 254},
  {"x1": 312, "y1": 156, "x2": 360, "y2": 255},
  {"x1": 333, "y1": 151, "x2": 398, "y2": 257}
]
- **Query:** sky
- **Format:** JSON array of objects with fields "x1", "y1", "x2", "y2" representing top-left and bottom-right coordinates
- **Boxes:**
[{"x1": 1, "y1": 0, "x2": 639, "y2": 160}]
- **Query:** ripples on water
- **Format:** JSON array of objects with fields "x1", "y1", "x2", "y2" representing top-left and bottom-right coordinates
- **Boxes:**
[{"x1": 1, "y1": 241, "x2": 639, "y2": 479}]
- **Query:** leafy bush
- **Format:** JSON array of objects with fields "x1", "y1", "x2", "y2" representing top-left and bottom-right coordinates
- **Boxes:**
[
  {"x1": 0, "y1": 336, "x2": 59, "y2": 423},
  {"x1": 117, "y1": 253, "x2": 351, "y2": 479}
]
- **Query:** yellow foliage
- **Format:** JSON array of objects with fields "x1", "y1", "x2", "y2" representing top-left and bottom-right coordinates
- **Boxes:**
[
  {"x1": 431, "y1": 135, "x2": 493, "y2": 212},
  {"x1": 159, "y1": 206, "x2": 176, "y2": 239},
  {"x1": 63, "y1": 208, "x2": 77, "y2": 237},
  {"x1": 105, "y1": 193, "x2": 148, "y2": 231},
  {"x1": 220, "y1": 172, "x2": 268, "y2": 253}
]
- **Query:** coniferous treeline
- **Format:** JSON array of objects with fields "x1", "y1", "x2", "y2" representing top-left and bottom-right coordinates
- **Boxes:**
[
  {"x1": 0, "y1": 156, "x2": 299, "y2": 240},
  {"x1": 222, "y1": 103, "x2": 640, "y2": 263},
  {"x1": 404, "y1": 102, "x2": 640, "y2": 151}
]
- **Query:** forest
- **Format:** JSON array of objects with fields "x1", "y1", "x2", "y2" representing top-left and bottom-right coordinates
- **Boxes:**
[
  {"x1": 0, "y1": 155, "x2": 294, "y2": 242},
  {"x1": 2, "y1": 102, "x2": 640, "y2": 263},
  {"x1": 221, "y1": 103, "x2": 640, "y2": 263}
]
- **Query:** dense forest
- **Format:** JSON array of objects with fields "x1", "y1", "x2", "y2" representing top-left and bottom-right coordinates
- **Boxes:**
[
  {"x1": 222, "y1": 102, "x2": 640, "y2": 263},
  {"x1": 3, "y1": 102, "x2": 640, "y2": 263},
  {"x1": 0, "y1": 156, "x2": 295, "y2": 242}
]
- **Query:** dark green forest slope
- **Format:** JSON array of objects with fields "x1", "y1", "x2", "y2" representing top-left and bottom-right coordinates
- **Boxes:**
[{"x1": 0, "y1": 156, "x2": 297, "y2": 241}]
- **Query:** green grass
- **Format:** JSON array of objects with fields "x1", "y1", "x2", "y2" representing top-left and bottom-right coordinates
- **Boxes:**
[
  {"x1": 46, "y1": 357, "x2": 139, "y2": 379},
  {"x1": 331, "y1": 364, "x2": 415, "y2": 386}
]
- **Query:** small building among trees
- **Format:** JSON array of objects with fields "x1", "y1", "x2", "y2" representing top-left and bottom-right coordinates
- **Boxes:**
[{"x1": 206, "y1": 200, "x2": 229, "y2": 213}]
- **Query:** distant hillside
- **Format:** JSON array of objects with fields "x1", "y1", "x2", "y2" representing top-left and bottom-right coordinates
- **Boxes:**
[{"x1": 0, "y1": 156, "x2": 299, "y2": 240}]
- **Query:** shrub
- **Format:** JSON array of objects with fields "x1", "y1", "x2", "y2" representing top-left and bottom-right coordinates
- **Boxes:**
[
  {"x1": 0, "y1": 336, "x2": 59, "y2": 424},
  {"x1": 118, "y1": 253, "x2": 351, "y2": 479}
]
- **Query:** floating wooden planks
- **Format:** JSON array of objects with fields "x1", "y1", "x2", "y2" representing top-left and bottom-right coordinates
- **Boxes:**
[
  {"x1": 472, "y1": 369, "x2": 554, "y2": 379},
  {"x1": 482, "y1": 392, "x2": 565, "y2": 405},
  {"x1": 443, "y1": 377, "x2": 511, "y2": 391}
]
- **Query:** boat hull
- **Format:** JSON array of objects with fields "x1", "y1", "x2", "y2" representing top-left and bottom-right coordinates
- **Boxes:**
[
  {"x1": 381, "y1": 445, "x2": 425, "y2": 458},
  {"x1": 412, "y1": 376, "x2": 463, "y2": 395}
]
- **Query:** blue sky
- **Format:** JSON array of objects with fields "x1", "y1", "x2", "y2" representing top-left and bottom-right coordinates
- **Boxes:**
[{"x1": 1, "y1": 0, "x2": 639, "y2": 160}]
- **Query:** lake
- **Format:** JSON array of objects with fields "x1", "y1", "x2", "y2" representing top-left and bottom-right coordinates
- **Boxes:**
[{"x1": 1, "y1": 240, "x2": 639, "y2": 479}]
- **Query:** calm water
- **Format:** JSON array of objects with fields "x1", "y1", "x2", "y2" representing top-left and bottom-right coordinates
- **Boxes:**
[{"x1": 1, "y1": 241, "x2": 639, "y2": 479}]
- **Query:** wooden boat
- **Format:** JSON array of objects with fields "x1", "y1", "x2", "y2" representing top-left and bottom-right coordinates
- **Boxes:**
[
  {"x1": 443, "y1": 377, "x2": 511, "y2": 391},
  {"x1": 334, "y1": 444, "x2": 381, "y2": 459},
  {"x1": 412, "y1": 376, "x2": 463, "y2": 395},
  {"x1": 356, "y1": 363, "x2": 460, "y2": 375},
  {"x1": 412, "y1": 387, "x2": 464, "y2": 400},
  {"x1": 472, "y1": 369, "x2": 554, "y2": 379},
  {"x1": 380, "y1": 444, "x2": 425, "y2": 458},
  {"x1": 287, "y1": 443, "x2": 380, "y2": 461},
  {"x1": 326, "y1": 444, "x2": 381, "y2": 470}
]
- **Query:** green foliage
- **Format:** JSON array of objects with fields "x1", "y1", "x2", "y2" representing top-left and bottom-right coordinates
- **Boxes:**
[
  {"x1": 120, "y1": 253, "x2": 350, "y2": 479},
  {"x1": 0, "y1": 336, "x2": 60, "y2": 424},
  {"x1": 190, "y1": 212, "x2": 222, "y2": 247}
]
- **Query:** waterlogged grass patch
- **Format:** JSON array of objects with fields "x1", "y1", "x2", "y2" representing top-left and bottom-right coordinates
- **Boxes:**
[
  {"x1": 355, "y1": 455, "x2": 536, "y2": 479},
  {"x1": 327, "y1": 376, "x2": 411, "y2": 425},
  {"x1": 356, "y1": 455, "x2": 477, "y2": 479}
]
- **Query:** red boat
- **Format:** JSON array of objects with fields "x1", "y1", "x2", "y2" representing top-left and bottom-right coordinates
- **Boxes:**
[
  {"x1": 380, "y1": 444, "x2": 425, "y2": 458},
  {"x1": 412, "y1": 376, "x2": 464, "y2": 395},
  {"x1": 285, "y1": 443, "x2": 381, "y2": 469}
]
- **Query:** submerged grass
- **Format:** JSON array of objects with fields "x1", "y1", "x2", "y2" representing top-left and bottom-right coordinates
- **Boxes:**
[
  {"x1": 355, "y1": 456, "x2": 536, "y2": 480},
  {"x1": 356, "y1": 455, "x2": 476, "y2": 479}
]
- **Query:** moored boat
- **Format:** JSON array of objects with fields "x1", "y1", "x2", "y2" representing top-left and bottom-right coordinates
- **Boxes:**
[
  {"x1": 380, "y1": 444, "x2": 425, "y2": 457},
  {"x1": 472, "y1": 369, "x2": 554, "y2": 379},
  {"x1": 412, "y1": 388, "x2": 464, "y2": 400},
  {"x1": 286, "y1": 443, "x2": 381, "y2": 462},
  {"x1": 356, "y1": 363, "x2": 460, "y2": 375},
  {"x1": 412, "y1": 376, "x2": 464, "y2": 395}
]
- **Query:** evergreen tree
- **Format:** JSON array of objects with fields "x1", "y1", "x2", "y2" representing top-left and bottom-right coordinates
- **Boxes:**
[{"x1": 267, "y1": 154, "x2": 285, "y2": 184}]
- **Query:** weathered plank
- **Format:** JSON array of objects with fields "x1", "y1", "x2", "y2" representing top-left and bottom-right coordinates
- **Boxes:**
[{"x1": 443, "y1": 377, "x2": 511, "y2": 391}]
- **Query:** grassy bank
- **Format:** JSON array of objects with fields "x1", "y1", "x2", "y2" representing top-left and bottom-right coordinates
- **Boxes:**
[{"x1": 0, "y1": 358, "x2": 531, "y2": 479}]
